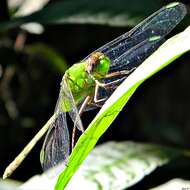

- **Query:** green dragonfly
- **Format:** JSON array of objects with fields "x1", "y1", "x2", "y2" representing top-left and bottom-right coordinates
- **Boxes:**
[{"x1": 39, "y1": 2, "x2": 186, "y2": 171}]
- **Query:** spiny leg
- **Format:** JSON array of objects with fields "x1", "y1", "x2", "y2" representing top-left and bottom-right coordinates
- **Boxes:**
[
  {"x1": 93, "y1": 77, "x2": 125, "y2": 103},
  {"x1": 71, "y1": 95, "x2": 92, "y2": 150},
  {"x1": 93, "y1": 68, "x2": 136, "y2": 103},
  {"x1": 105, "y1": 68, "x2": 136, "y2": 79},
  {"x1": 94, "y1": 83, "x2": 108, "y2": 103},
  {"x1": 95, "y1": 68, "x2": 136, "y2": 89}
]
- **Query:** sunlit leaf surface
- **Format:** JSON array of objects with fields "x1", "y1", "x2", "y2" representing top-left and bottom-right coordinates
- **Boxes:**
[{"x1": 20, "y1": 141, "x2": 189, "y2": 190}]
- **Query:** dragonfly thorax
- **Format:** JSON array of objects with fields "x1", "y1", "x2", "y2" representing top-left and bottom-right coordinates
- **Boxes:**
[{"x1": 86, "y1": 52, "x2": 111, "y2": 79}]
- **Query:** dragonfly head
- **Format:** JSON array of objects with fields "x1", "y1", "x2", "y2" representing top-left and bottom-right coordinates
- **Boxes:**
[{"x1": 86, "y1": 52, "x2": 111, "y2": 79}]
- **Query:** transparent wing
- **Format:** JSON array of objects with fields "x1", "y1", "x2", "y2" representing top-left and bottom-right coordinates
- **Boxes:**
[
  {"x1": 59, "y1": 77, "x2": 84, "y2": 132},
  {"x1": 40, "y1": 77, "x2": 84, "y2": 171},
  {"x1": 106, "y1": 35, "x2": 165, "y2": 75},
  {"x1": 82, "y1": 2, "x2": 186, "y2": 64},
  {"x1": 40, "y1": 113, "x2": 70, "y2": 171},
  {"x1": 102, "y1": 2, "x2": 186, "y2": 64}
]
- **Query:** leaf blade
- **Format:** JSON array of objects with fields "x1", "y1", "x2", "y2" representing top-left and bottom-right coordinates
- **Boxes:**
[{"x1": 1, "y1": 0, "x2": 161, "y2": 30}]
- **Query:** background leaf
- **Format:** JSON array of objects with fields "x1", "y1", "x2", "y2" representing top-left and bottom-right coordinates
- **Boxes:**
[
  {"x1": 10, "y1": 0, "x2": 50, "y2": 34},
  {"x1": 13, "y1": 0, "x2": 50, "y2": 17},
  {"x1": 0, "y1": 0, "x2": 161, "y2": 30},
  {"x1": 151, "y1": 179, "x2": 190, "y2": 190},
  {"x1": 64, "y1": 141, "x2": 186, "y2": 190},
  {"x1": 20, "y1": 141, "x2": 189, "y2": 190},
  {"x1": 25, "y1": 43, "x2": 68, "y2": 73},
  {"x1": 0, "y1": 179, "x2": 21, "y2": 190}
]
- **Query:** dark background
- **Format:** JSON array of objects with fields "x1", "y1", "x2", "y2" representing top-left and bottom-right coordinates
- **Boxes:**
[{"x1": 0, "y1": 0, "x2": 190, "y2": 189}]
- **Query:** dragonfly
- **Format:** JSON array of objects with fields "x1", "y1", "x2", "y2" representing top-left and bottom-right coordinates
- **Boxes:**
[
  {"x1": 40, "y1": 2, "x2": 187, "y2": 172},
  {"x1": 2, "y1": 2, "x2": 186, "y2": 179}
]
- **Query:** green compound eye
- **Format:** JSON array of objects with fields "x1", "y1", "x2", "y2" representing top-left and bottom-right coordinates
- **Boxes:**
[
  {"x1": 92, "y1": 56, "x2": 111, "y2": 78},
  {"x1": 99, "y1": 56, "x2": 110, "y2": 67}
]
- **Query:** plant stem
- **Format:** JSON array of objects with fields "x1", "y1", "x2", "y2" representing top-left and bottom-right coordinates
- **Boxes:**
[{"x1": 3, "y1": 114, "x2": 56, "y2": 179}]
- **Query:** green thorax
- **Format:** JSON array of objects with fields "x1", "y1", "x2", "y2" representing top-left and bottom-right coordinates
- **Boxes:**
[{"x1": 64, "y1": 53, "x2": 111, "y2": 105}]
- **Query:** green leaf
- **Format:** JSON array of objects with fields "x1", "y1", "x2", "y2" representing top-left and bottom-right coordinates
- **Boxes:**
[
  {"x1": 20, "y1": 141, "x2": 188, "y2": 190},
  {"x1": 25, "y1": 43, "x2": 68, "y2": 73},
  {"x1": 151, "y1": 179, "x2": 190, "y2": 190},
  {"x1": 55, "y1": 25, "x2": 190, "y2": 190},
  {"x1": 0, "y1": 0, "x2": 161, "y2": 30},
  {"x1": 13, "y1": 0, "x2": 50, "y2": 17},
  {"x1": 64, "y1": 141, "x2": 185, "y2": 190},
  {"x1": 11, "y1": 0, "x2": 50, "y2": 34},
  {"x1": 0, "y1": 179, "x2": 21, "y2": 190}
]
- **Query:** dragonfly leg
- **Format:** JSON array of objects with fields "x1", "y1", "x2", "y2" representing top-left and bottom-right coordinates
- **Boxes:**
[
  {"x1": 71, "y1": 96, "x2": 91, "y2": 150},
  {"x1": 94, "y1": 67, "x2": 136, "y2": 90},
  {"x1": 105, "y1": 68, "x2": 136, "y2": 79},
  {"x1": 93, "y1": 76, "x2": 125, "y2": 104},
  {"x1": 103, "y1": 77, "x2": 126, "y2": 88},
  {"x1": 94, "y1": 74, "x2": 129, "y2": 104},
  {"x1": 95, "y1": 76, "x2": 125, "y2": 89},
  {"x1": 94, "y1": 83, "x2": 108, "y2": 103},
  {"x1": 93, "y1": 68, "x2": 136, "y2": 104}
]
